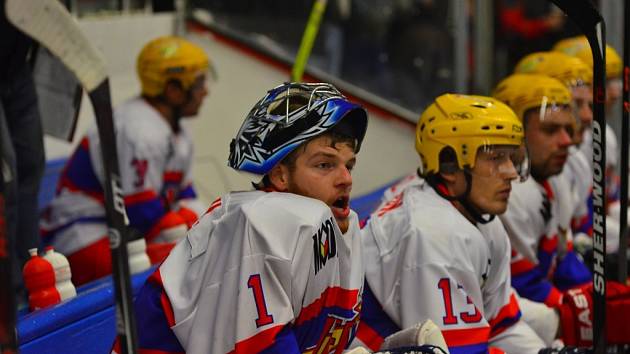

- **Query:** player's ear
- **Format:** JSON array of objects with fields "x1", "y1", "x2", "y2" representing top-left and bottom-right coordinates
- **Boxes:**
[
  {"x1": 439, "y1": 171, "x2": 458, "y2": 184},
  {"x1": 268, "y1": 164, "x2": 290, "y2": 192}
]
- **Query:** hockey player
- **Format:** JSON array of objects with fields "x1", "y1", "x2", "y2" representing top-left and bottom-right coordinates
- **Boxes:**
[
  {"x1": 554, "y1": 38, "x2": 625, "y2": 253},
  {"x1": 493, "y1": 73, "x2": 590, "y2": 306},
  {"x1": 514, "y1": 51, "x2": 593, "y2": 144},
  {"x1": 39, "y1": 36, "x2": 212, "y2": 285},
  {"x1": 512, "y1": 51, "x2": 606, "y2": 246},
  {"x1": 115, "y1": 82, "x2": 371, "y2": 354},
  {"x1": 355, "y1": 93, "x2": 546, "y2": 354}
]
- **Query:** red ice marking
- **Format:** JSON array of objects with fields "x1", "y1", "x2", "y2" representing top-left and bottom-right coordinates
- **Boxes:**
[{"x1": 247, "y1": 274, "x2": 274, "y2": 327}]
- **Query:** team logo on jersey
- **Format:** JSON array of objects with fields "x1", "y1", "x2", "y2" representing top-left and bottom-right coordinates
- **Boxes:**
[
  {"x1": 305, "y1": 297, "x2": 362, "y2": 354},
  {"x1": 313, "y1": 217, "x2": 337, "y2": 274}
]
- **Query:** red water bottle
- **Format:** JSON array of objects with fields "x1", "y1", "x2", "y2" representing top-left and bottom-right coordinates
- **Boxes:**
[{"x1": 23, "y1": 248, "x2": 60, "y2": 311}]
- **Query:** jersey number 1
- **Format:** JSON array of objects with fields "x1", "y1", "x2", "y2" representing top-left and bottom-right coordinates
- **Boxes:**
[{"x1": 248, "y1": 274, "x2": 274, "y2": 327}]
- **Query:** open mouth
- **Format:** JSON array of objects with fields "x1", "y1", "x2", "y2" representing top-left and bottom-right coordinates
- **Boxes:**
[{"x1": 330, "y1": 196, "x2": 350, "y2": 219}]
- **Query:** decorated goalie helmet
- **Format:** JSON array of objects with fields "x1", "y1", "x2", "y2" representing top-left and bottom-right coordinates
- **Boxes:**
[
  {"x1": 229, "y1": 82, "x2": 368, "y2": 175},
  {"x1": 137, "y1": 36, "x2": 214, "y2": 97},
  {"x1": 415, "y1": 93, "x2": 528, "y2": 182}
]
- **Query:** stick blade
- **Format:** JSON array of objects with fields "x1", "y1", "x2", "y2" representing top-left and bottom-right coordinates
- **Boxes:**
[{"x1": 5, "y1": 0, "x2": 107, "y2": 91}]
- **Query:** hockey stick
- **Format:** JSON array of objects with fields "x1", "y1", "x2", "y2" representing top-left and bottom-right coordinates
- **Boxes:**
[
  {"x1": 4, "y1": 1, "x2": 138, "y2": 353},
  {"x1": 549, "y1": 0, "x2": 607, "y2": 352},
  {"x1": 620, "y1": 0, "x2": 629, "y2": 287},
  {"x1": 291, "y1": 0, "x2": 328, "y2": 82}
]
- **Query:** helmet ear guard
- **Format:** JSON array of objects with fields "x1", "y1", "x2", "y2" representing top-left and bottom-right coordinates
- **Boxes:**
[{"x1": 228, "y1": 82, "x2": 368, "y2": 175}]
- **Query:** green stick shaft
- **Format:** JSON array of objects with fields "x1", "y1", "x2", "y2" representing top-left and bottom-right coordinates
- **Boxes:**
[{"x1": 291, "y1": 0, "x2": 328, "y2": 82}]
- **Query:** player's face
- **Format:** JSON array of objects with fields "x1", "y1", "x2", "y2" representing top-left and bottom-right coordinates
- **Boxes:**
[
  {"x1": 525, "y1": 106, "x2": 575, "y2": 180},
  {"x1": 181, "y1": 75, "x2": 208, "y2": 117},
  {"x1": 283, "y1": 135, "x2": 356, "y2": 233},
  {"x1": 606, "y1": 78, "x2": 622, "y2": 111},
  {"x1": 467, "y1": 147, "x2": 521, "y2": 215},
  {"x1": 572, "y1": 85, "x2": 593, "y2": 143}
]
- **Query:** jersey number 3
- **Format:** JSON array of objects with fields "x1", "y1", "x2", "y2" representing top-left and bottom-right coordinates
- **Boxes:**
[
  {"x1": 438, "y1": 278, "x2": 482, "y2": 325},
  {"x1": 248, "y1": 274, "x2": 274, "y2": 327}
]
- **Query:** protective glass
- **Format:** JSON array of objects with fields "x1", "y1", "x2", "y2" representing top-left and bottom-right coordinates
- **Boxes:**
[{"x1": 472, "y1": 144, "x2": 530, "y2": 183}]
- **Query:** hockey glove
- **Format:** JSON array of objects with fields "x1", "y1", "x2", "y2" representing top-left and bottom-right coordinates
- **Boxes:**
[
  {"x1": 380, "y1": 319, "x2": 449, "y2": 353},
  {"x1": 559, "y1": 282, "x2": 630, "y2": 346}
]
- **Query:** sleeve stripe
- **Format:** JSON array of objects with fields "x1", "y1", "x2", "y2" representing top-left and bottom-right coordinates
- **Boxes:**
[
  {"x1": 488, "y1": 293, "x2": 521, "y2": 337},
  {"x1": 294, "y1": 287, "x2": 359, "y2": 325},
  {"x1": 228, "y1": 324, "x2": 285, "y2": 354},
  {"x1": 539, "y1": 234, "x2": 558, "y2": 253},
  {"x1": 511, "y1": 258, "x2": 536, "y2": 276},
  {"x1": 355, "y1": 322, "x2": 384, "y2": 352},
  {"x1": 164, "y1": 171, "x2": 184, "y2": 183},
  {"x1": 206, "y1": 197, "x2": 222, "y2": 214},
  {"x1": 442, "y1": 326, "x2": 490, "y2": 347},
  {"x1": 58, "y1": 175, "x2": 105, "y2": 203},
  {"x1": 124, "y1": 190, "x2": 159, "y2": 206}
]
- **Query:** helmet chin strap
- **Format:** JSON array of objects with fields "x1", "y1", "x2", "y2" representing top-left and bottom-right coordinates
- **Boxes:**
[
  {"x1": 156, "y1": 86, "x2": 194, "y2": 134},
  {"x1": 427, "y1": 170, "x2": 495, "y2": 225},
  {"x1": 460, "y1": 171, "x2": 495, "y2": 224}
]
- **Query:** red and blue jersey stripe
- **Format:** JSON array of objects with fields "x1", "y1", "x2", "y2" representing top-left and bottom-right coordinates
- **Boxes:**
[{"x1": 57, "y1": 137, "x2": 104, "y2": 202}]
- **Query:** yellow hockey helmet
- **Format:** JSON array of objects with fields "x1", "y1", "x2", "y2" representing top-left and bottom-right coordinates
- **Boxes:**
[
  {"x1": 415, "y1": 94, "x2": 525, "y2": 177},
  {"x1": 492, "y1": 73, "x2": 572, "y2": 121},
  {"x1": 137, "y1": 36, "x2": 212, "y2": 97},
  {"x1": 553, "y1": 36, "x2": 622, "y2": 79},
  {"x1": 552, "y1": 36, "x2": 589, "y2": 56},
  {"x1": 575, "y1": 45, "x2": 622, "y2": 79},
  {"x1": 514, "y1": 51, "x2": 592, "y2": 87}
]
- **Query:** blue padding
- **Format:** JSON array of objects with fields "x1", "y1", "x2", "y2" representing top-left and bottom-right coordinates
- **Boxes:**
[
  {"x1": 20, "y1": 307, "x2": 115, "y2": 354},
  {"x1": 38, "y1": 157, "x2": 68, "y2": 211},
  {"x1": 18, "y1": 266, "x2": 155, "y2": 352}
]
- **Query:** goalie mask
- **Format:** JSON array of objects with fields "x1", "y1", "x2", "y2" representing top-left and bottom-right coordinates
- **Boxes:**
[{"x1": 229, "y1": 82, "x2": 368, "y2": 175}]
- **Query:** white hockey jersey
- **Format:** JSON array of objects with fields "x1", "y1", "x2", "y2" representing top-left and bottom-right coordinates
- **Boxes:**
[
  {"x1": 41, "y1": 97, "x2": 203, "y2": 255},
  {"x1": 560, "y1": 147, "x2": 592, "y2": 233},
  {"x1": 128, "y1": 191, "x2": 364, "y2": 354},
  {"x1": 580, "y1": 123, "x2": 618, "y2": 171},
  {"x1": 355, "y1": 180, "x2": 541, "y2": 354},
  {"x1": 500, "y1": 176, "x2": 591, "y2": 308}
]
